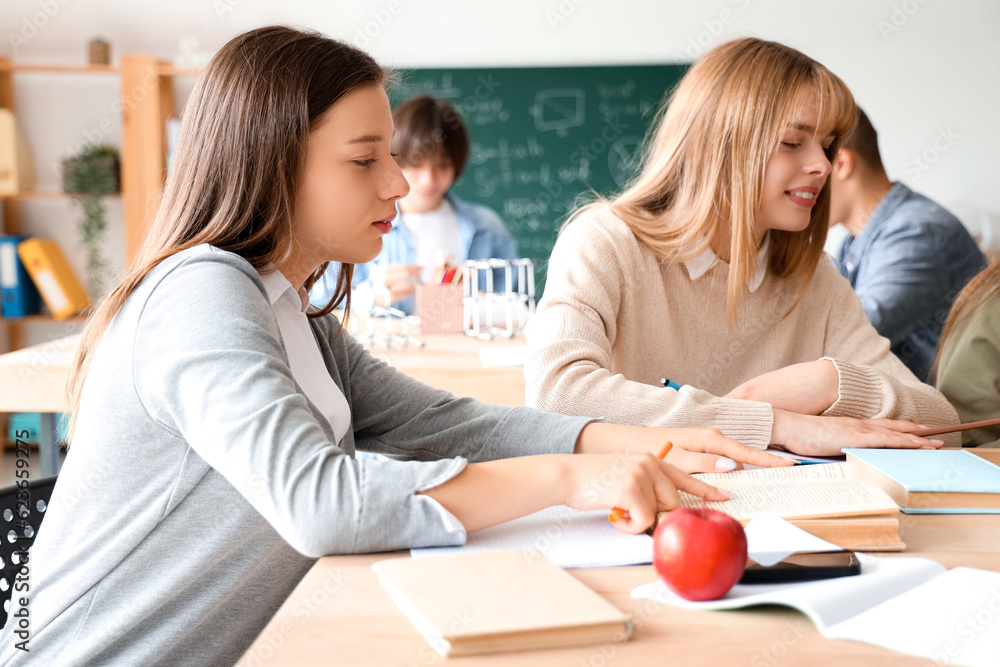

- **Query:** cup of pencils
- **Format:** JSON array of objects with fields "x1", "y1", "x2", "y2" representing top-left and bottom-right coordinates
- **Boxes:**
[{"x1": 417, "y1": 253, "x2": 465, "y2": 333}]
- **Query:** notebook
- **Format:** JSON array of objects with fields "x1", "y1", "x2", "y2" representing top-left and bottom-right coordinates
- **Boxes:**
[
  {"x1": 845, "y1": 449, "x2": 1000, "y2": 513},
  {"x1": 373, "y1": 549, "x2": 633, "y2": 657}
]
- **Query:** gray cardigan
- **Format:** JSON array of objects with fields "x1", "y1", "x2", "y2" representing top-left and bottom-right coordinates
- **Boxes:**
[{"x1": 0, "y1": 245, "x2": 590, "y2": 666}]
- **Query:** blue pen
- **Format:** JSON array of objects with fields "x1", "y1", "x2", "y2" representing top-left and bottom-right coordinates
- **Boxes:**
[{"x1": 659, "y1": 378, "x2": 682, "y2": 390}]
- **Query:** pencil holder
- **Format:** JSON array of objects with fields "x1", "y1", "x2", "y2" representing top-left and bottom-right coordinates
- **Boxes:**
[{"x1": 416, "y1": 284, "x2": 465, "y2": 333}]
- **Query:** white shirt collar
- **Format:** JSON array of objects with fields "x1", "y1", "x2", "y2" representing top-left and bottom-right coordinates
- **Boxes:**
[
  {"x1": 260, "y1": 267, "x2": 310, "y2": 313},
  {"x1": 256, "y1": 264, "x2": 351, "y2": 446},
  {"x1": 683, "y1": 233, "x2": 771, "y2": 293}
]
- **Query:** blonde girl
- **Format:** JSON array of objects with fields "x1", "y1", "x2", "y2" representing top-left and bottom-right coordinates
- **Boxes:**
[{"x1": 525, "y1": 38, "x2": 956, "y2": 456}]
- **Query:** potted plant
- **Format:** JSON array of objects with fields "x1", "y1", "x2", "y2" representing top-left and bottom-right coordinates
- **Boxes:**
[{"x1": 62, "y1": 143, "x2": 120, "y2": 296}]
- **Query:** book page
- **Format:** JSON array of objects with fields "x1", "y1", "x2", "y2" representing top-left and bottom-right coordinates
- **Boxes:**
[
  {"x1": 695, "y1": 462, "x2": 858, "y2": 484},
  {"x1": 824, "y1": 566, "x2": 1000, "y2": 667},
  {"x1": 680, "y1": 480, "x2": 898, "y2": 520},
  {"x1": 631, "y1": 555, "x2": 945, "y2": 630}
]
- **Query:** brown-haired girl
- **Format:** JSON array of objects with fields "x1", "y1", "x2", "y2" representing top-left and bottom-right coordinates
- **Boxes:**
[
  {"x1": 525, "y1": 38, "x2": 957, "y2": 456},
  {"x1": 0, "y1": 27, "x2": 786, "y2": 666}
]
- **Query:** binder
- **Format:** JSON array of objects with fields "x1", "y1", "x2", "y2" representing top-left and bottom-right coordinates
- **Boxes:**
[
  {"x1": 0, "y1": 108, "x2": 34, "y2": 195},
  {"x1": 17, "y1": 238, "x2": 91, "y2": 319},
  {"x1": 0, "y1": 235, "x2": 42, "y2": 318}
]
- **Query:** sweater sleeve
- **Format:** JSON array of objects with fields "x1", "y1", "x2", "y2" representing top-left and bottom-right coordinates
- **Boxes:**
[
  {"x1": 131, "y1": 250, "x2": 585, "y2": 557},
  {"x1": 524, "y1": 214, "x2": 774, "y2": 449},
  {"x1": 818, "y1": 262, "x2": 960, "y2": 443}
]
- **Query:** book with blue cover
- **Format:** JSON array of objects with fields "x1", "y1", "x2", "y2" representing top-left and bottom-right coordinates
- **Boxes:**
[{"x1": 844, "y1": 449, "x2": 1000, "y2": 513}]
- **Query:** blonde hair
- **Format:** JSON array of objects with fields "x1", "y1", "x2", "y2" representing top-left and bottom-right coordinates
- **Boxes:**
[
  {"x1": 66, "y1": 26, "x2": 387, "y2": 435},
  {"x1": 574, "y1": 38, "x2": 856, "y2": 323}
]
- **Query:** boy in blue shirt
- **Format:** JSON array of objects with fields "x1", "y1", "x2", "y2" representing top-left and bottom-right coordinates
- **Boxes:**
[
  {"x1": 313, "y1": 95, "x2": 517, "y2": 314},
  {"x1": 829, "y1": 108, "x2": 986, "y2": 381}
]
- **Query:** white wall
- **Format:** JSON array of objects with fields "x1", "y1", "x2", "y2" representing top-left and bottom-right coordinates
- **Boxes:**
[{"x1": 2, "y1": 0, "x2": 999, "y2": 344}]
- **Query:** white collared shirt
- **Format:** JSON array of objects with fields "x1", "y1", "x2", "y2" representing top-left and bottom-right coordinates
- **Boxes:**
[
  {"x1": 258, "y1": 267, "x2": 351, "y2": 445},
  {"x1": 683, "y1": 233, "x2": 770, "y2": 293}
]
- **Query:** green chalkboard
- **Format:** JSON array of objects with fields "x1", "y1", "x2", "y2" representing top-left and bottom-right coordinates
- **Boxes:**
[{"x1": 389, "y1": 64, "x2": 687, "y2": 292}]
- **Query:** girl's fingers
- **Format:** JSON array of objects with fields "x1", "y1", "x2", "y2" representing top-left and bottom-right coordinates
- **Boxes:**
[
  {"x1": 666, "y1": 435, "x2": 792, "y2": 471},
  {"x1": 660, "y1": 461, "x2": 729, "y2": 502},
  {"x1": 862, "y1": 418, "x2": 923, "y2": 433}
]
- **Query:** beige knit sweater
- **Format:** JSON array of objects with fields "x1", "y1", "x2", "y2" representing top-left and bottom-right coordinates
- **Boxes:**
[{"x1": 524, "y1": 208, "x2": 959, "y2": 449}]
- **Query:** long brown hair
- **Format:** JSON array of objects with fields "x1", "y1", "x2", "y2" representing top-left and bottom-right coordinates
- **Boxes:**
[
  {"x1": 571, "y1": 38, "x2": 856, "y2": 323},
  {"x1": 934, "y1": 260, "x2": 1000, "y2": 377},
  {"x1": 66, "y1": 26, "x2": 387, "y2": 430}
]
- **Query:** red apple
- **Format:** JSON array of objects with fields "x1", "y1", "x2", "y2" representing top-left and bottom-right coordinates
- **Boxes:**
[{"x1": 652, "y1": 506, "x2": 748, "y2": 601}]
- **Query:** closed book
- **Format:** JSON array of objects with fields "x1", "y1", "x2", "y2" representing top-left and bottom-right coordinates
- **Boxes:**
[
  {"x1": 0, "y1": 235, "x2": 42, "y2": 318},
  {"x1": 373, "y1": 548, "x2": 633, "y2": 657},
  {"x1": 845, "y1": 449, "x2": 1000, "y2": 512},
  {"x1": 778, "y1": 514, "x2": 904, "y2": 552},
  {"x1": 17, "y1": 238, "x2": 91, "y2": 319}
]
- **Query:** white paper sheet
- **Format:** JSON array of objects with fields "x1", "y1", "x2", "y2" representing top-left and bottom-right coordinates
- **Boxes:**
[
  {"x1": 745, "y1": 511, "x2": 841, "y2": 565},
  {"x1": 412, "y1": 506, "x2": 653, "y2": 568}
]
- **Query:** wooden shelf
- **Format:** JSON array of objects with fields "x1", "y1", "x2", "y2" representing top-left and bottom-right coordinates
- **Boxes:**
[
  {"x1": 0, "y1": 62, "x2": 119, "y2": 74},
  {"x1": 157, "y1": 64, "x2": 201, "y2": 77},
  {"x1": 1, "y1": 53, "x2": 176, "y2": 355},
  {"x1": 1, "y1": 314, "x2": 87, "y2": 324},
  {"x1": 0, "y1": 190, "x2": 121, "y2": 200}
]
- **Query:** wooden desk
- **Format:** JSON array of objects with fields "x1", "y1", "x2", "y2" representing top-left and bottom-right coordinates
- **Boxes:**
[
  {"x1": 237, "y1": 451, "x2": 1000, "y2": 667},
  {"x1": 0, "y1": 330, "x2": 526, "y2": 475},
  {"x1": 0, "y1": 335, "x2": 78, "y2": 476},
  {"x1": 365, "y1": 333, "x2": 527, "y2": 407}
]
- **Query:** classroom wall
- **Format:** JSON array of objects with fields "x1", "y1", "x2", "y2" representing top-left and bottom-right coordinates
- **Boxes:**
[{"x1": 2, "y1": 0, "x2": 998, "y2": 346}]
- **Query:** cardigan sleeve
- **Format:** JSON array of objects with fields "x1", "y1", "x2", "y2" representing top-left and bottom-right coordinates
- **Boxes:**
[
  {"x1": 817, "y1": 262, "x2": 960, "y2": 444},
  {"x1": 327, "y1": 318, "x2": 592, "y2": 462},
  {"x1": 524, "y1": 213, "x2": 775, "y2": 449},
  {"x1": 132, "y1": 249, "x2": 585, "y2": 557}
]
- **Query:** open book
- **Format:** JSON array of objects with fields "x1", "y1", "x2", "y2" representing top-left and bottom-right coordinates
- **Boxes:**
[
  {"x1": 670, "y1": 462, "x2": 903, "y2": 551},
  {"x1": 683, "y1": 462, "x2": 899, "y2": 520},
  {"x1": 632, "y1": 555, "x2": 1000, "y2": 667},
  {"x1": 374, "y1": 549, "x2": 633, "y2": 657}
]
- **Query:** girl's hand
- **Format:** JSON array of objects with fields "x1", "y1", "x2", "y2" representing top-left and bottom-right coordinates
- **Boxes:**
[
  {"x1": 372, "y1": 263, "x2": 421, "y2": 306},
  {"x1": 575, "y1": 424, "x2": 792, "y2": 473},
  {"x1": 562, "y1": 453, "x2": 730, "y2": 534},
  {"x1": 725, "y1": 360, "x2": 839, "y2": 416},
  {"x1": 771, "y1": 409, "x2": 944, "y2": 456}
]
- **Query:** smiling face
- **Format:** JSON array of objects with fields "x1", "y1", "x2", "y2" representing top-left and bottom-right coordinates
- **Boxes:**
[
  {"x1": 755, "y1": 86, "x2": 835, "y2": 240},
  {"x1": 288, "y1": 84, "x2": 409, "y2": 280}
]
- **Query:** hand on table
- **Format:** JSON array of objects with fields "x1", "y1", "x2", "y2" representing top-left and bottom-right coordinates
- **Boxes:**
[{"x1": 770, "y1": 410, "x2": 944, "y2": 456}]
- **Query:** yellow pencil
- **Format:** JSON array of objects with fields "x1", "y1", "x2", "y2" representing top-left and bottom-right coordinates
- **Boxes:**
[{"x1": 608, "y1": 442, "x2": 674, "y2": 523}]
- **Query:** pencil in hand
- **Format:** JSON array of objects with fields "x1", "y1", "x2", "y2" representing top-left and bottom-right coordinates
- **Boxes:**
[{"x1": 608, "y1": 442, "x2": 674, "y2": 523}]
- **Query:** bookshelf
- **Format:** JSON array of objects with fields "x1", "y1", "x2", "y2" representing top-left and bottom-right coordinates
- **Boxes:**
[
  {"x1": 0, "y1": 56, "x2": 188, "y2": 449},
  {"x1": 0, "y1": 55, "x2": 184, "y2": 351}
]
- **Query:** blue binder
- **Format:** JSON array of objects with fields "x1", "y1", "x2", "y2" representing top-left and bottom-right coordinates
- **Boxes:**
[{"x1": 0, "y1": 235, "x2": 42, "y2": 318}]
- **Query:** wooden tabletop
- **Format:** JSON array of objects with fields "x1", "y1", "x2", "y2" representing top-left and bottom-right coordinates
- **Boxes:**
[
  {"x1": 0, "y1": 329, "x2": 528, "y2": 413},
  {"x1": 236, "y1": 450, "x2": 1000, "y2": 667}
]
